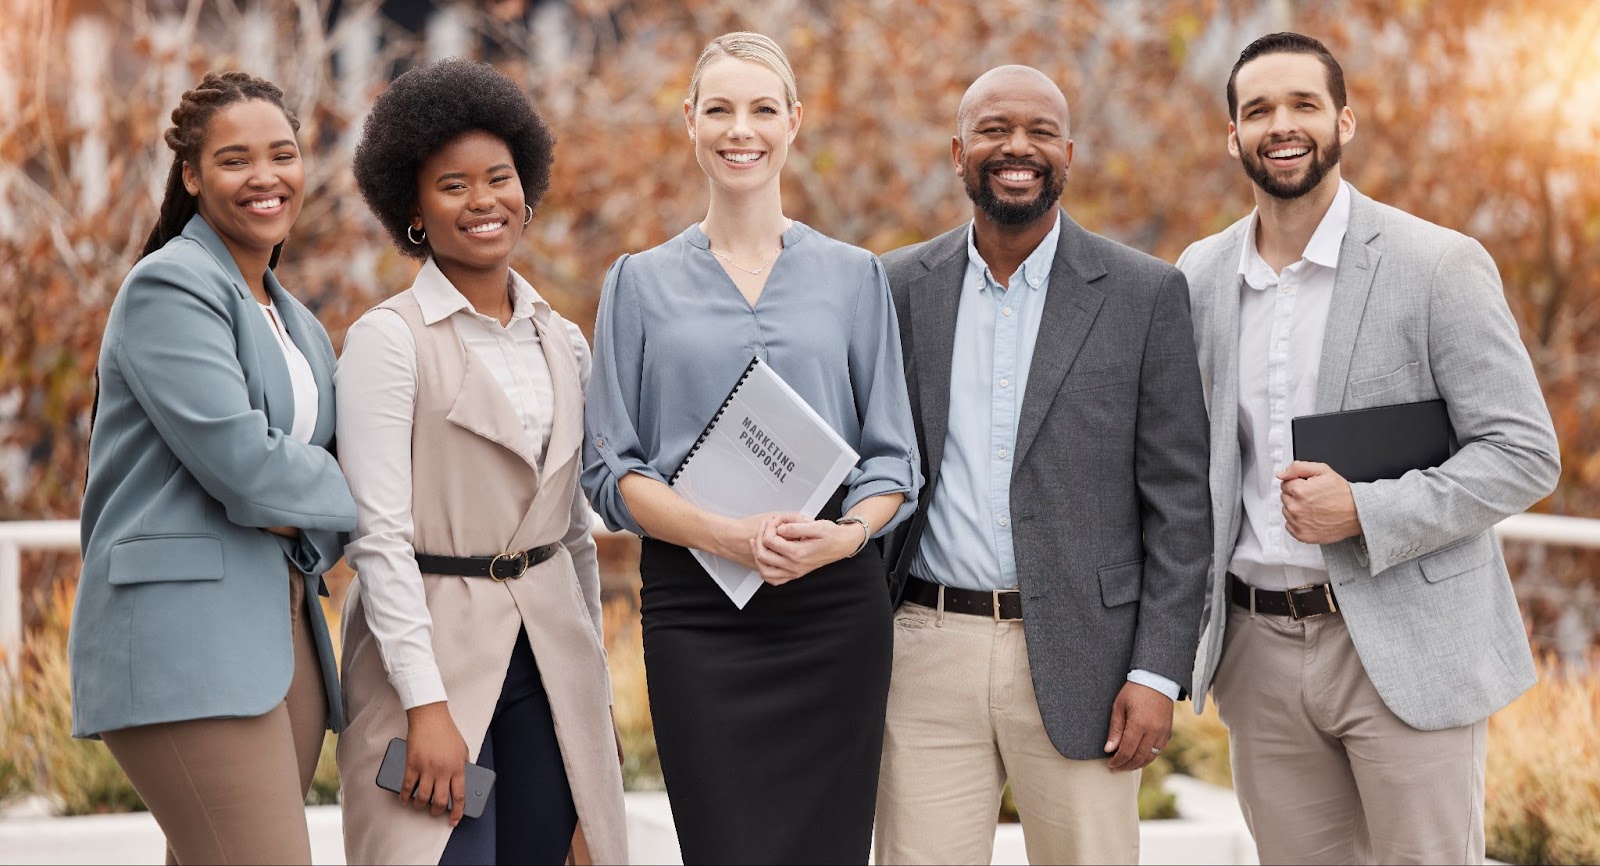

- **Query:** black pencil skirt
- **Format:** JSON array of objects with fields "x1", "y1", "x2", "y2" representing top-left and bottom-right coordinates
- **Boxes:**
[{"x1": 639, "y1": 499, "x2": 893, "y2": 865}]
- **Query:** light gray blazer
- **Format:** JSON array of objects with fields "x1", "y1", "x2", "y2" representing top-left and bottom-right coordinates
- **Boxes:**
[
  {"x1": 883, "y1": 213, "x2": 1212, "y2": 761},
  {"x1": 1178, "y1": 186, "x2": 1560, "y2": 731},
  {"x1": 70, "y1": 214, "x2": 356, "y2": 738}
]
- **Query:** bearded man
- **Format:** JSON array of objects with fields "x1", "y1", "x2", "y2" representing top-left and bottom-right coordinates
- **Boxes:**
[
  {"x1": 874, "y1": 65, "x2": 1211, "y2": 865},
  {"x1": 1177, "y1": 32, "x2": 1560, "y2": 865}
]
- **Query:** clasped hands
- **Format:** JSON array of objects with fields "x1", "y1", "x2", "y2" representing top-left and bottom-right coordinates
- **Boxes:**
[{"x1": 723, "y1": 512, "x2": 864, "y2": 586}]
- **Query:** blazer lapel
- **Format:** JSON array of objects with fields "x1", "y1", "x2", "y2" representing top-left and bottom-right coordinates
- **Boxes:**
[
  {"x1": 446, "y1": 343, "x2": 542, "y2": 472},
  {"x1": 265, "y1": 275, "x2": 336, "y2": 446},
  {"x1": 1315, "y1": 190, "x2": 1383, "y2": 413},
  {"x1": 1013, "y1": 215, "x2": 1105, "y2": 468},
  {"x1": 909, "y1": 229, "x2": 967, "y2": 484},
  {"x1": 508, "y1": 316, "x2": 583, "y2": 545}
]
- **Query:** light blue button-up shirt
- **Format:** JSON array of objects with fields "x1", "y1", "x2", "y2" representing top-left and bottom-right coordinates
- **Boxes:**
[{"x1": 909, "y1": 212, "x2": 1179, "y2": 701}]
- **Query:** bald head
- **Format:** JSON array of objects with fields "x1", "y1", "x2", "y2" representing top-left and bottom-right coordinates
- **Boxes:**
[{"x1": 956, "y1": 65, "x2": 1070, "y2": 136}]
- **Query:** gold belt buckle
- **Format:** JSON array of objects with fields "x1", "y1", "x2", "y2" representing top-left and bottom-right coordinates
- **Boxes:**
[
  {"x1": 1285, "y1": 582, "x2": 1337, "y2": 621},
  {"x1": 489, "y1": 550, "x2": 528, "y2": 582},
  {"x1": 993, "y1": 590, "x2": 1004, "y2": 622}
]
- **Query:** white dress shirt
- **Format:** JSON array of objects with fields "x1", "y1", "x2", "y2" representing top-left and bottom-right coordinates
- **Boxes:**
[
  {"x1": 1231, "y1": 182, "x2": 1352, "y2": 591},
  {"x1": 336, "y1": 261, "x2": 599, "y2": 709},
  {"x1": 258, "y1": 302, "x2": 318, "y2": 444}
]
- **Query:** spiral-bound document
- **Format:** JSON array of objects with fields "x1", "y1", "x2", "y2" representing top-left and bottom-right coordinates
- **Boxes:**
[{"x1": 670, "y1": 357, "x2": 860, "y2": 608}]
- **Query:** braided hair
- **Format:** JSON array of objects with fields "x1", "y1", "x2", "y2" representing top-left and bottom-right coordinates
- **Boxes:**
[{"x1": 141, "y1": 71, "x2": 301, "y2": 267}]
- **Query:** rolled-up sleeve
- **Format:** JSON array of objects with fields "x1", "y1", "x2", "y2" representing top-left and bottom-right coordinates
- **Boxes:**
[
  {"x1": 843, "y1": 256, "x2": 921, "y2": 533},
  {"x1": 582, "y1": 254, "x2": 668, "y2": 535}
]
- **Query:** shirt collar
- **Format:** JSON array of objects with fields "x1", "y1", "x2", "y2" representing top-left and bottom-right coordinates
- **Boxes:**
[
  {"x1": 965, "y1": 210, "x2": 1062, "y2": 292},
  {"x1": 412, "y1": 257, "x2": 551, "y2": 326},
  {"x1": 1238, "y1": 180, "x2": 1352, "y2": 290}
]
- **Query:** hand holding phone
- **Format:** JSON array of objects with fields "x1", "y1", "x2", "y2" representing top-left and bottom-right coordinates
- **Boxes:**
[{"x1": 375, "y1": 703, "x2": 493, "y2": 825}]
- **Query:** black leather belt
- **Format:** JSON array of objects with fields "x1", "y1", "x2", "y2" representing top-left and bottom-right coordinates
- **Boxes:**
[
  {"x1": 1228, "y1": 573, "x2": 1339, "y2": 620},
  {"x1": 905, "y1": 575, "x2": 1023, "y2": 621},
  {"x1": 415, "y1": 542, "x2": 561, "y2": 581}
]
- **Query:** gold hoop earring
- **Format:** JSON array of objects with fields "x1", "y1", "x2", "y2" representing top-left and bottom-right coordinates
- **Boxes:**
[
  {"x1": 407, "y1": 224, "x2": 426, "y2": 245},
  {"x1": 523, "y1": 205, "x2": 533, "y2": 226}
]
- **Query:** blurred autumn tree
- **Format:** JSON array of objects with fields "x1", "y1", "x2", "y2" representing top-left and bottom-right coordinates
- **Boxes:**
[{"x1": 1, "y1": 0, "x2": 1597, "y2": 646}]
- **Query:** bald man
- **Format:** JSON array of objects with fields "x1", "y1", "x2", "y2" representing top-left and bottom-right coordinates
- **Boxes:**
[{"x1": 876, "y1": 66, "x2": 1211, "y2": 864}]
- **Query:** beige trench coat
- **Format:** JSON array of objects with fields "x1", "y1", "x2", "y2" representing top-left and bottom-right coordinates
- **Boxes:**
[{"x1": 338, "y1": 289, "x2": 626, "y2": 865}]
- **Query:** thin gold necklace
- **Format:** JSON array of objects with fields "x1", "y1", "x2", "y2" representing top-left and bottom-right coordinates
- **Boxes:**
[
  {"x1": 708, "y1": 243, "x2": 784, "y2": 275},
  {"x1": 704, "y1": 220, "x2": 793, "y2": 275}
]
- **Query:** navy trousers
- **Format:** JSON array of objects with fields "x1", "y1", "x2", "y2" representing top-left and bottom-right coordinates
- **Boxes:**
[{"x1": 439, "y1": 628, "x2": 578, "y2": 866}]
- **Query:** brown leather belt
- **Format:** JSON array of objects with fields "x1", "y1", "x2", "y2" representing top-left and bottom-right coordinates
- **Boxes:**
[
  {"x1": 415, "y1": 542, "x2": 562, "y2": 581},
  {"x1": 904, "y1": 575, "x2": 1023, "y2": 621},
  {"x1": 1228, "y1": 573, "x2": 1339, "y2": 620}
]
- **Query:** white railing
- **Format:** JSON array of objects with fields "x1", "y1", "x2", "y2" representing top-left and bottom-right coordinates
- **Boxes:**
[
  {"x1": 0, "y1": 515, "x2": 626, "y2": 661},
  {"x1": 3, "y1": 513, "x2": 1599, "y2": 658}
]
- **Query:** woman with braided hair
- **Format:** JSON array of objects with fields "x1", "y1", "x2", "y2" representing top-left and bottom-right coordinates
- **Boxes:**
[{"x1": 70, "y1": 71, "x2": 355, "y2": 864}]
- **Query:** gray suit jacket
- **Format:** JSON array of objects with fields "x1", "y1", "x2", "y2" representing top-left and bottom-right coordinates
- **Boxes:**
[
  {"x1": 71, "y1": 214, "x2": 357, "y2": 738},
  {"x1": 1178, "y1": 186, "x2": 1560, "y2": 730},
  {"x1": 883, "y1": 212, "x2": 1212, "y2": 760}
]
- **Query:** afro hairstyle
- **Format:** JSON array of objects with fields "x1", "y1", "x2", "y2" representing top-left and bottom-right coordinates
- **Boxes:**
[{"x1": 354, "y1": 57, "x2": 556, "y2": 260}]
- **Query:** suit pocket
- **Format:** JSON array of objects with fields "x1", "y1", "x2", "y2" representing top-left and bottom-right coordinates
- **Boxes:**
[
  {"x1": 1418, "y1": 532, "x2": 1494, "y2": 583},
  {"x1": 1349, "y1": 361, "x2": 1420, "y2": 400},
  {"x1": 108, "y1": 534, "x2": 224, "y2": 585},
  {"x1": 1097, "y1": 558, "x2": 1145, "y2": 607},
  {"x1": 1062, "y1": 363, "x2": 1138, "y2": 394}
]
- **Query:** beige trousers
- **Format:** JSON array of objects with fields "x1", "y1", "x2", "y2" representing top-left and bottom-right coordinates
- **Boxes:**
[
  {"x1": 874, "y1": 601, "x2": 1140, "y2": 865},
  {"x1": 102, "y1": 569, "x2": 327, "y2": 866},
  {"x1": 1212, "y1": 604, "x2": 1487, "y2": 865}
]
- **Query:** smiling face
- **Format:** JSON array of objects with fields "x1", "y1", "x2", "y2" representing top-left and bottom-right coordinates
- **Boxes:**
[
  {"x1": 1228, "y1": 51, "x2": 1356, "y2": 201},
  {"x1": 183, "y1": 99, "x2": 303, "y2": 263},
  {"x1": 954, "y1": 70, "x2": 1073, "y2": 228},
  {"x1": 412, "y1": 129, "x2": 526, "y2": 272},
  {"x1": 684, "y1": 56, "x2": 800, "y2": 195}
]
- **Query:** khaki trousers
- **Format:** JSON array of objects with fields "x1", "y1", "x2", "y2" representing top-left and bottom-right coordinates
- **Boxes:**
[
  {"x1": 102, "y1": 569, "x2": 327, "y2": 866},
  {"x1": 875, "y1": 601, "x2": 1140, "y2": 865},
  {"x1": 1212, "y1": 604, "x2": 1487, "y2": 865}
]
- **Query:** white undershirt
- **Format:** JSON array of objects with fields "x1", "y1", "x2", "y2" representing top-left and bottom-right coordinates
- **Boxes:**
[
  {"x1": 335, "y1": 261, "x2": 601, "y2": 709},
  {"x1": 258, "y1": 302, "x2": 318, "y2": 444},
  {"x1": 1231, "y1": 182, "x2": 1351, "y2": 591}
]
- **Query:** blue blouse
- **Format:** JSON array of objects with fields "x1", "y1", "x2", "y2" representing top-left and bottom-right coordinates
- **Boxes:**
[{"x1": 582, "y1": 221, "x2": 921, "y2": 537}]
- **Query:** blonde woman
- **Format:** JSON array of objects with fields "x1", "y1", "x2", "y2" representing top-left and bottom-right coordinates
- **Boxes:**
[{"x1": 583, "y1": 32, "x2": 920, "y2": 864}]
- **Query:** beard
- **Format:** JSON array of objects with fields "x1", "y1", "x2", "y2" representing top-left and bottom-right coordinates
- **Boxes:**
[
  {"x1": 1240, "y1": 126, "x2": 1342, "y2": 200},
  {"x1": 965, "y1": 158, "x2": 1066, "y2": 226}
]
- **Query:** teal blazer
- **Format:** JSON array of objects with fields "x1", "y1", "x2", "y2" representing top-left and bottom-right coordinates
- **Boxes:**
[{"x1": 70, "y1": 215, "x2": 357, "y2": 738}]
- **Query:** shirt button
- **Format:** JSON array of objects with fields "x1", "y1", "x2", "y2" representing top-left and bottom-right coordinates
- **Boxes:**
[
  {"x1": 1029, "y1": 277, "x2": 1041, "y2": 287},
  {"x1": 998, "y1": 377, "x2": 1009, "y2": 388},
  {"x1": 998, "y1": 516, "x2": 1010, "y2": 527},
  {"x1": 595, "y1": 438, "x2": 606, "y2": 448},
  {"x1": 1002, "y1": 306, "x2": 1014, "y2": 317},
  {"x1": 997, "y1": 448, "x2": 1008, "y2": 459}
]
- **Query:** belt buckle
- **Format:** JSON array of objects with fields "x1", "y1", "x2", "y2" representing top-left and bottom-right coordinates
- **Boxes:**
[
  {"x1": 992, "y1": 590, "x2": 1004, "y2": 622},
  {"x1": 1285, "y1": 582, "x2": 1336, "y2": 621},
  {"x1": 489, "y1": 550, "x2": 529, "y2": 581}
]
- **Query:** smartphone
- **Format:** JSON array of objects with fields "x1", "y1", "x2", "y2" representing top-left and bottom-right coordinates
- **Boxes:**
[{"x1": 375, "y1": 737, "x2": 496, "y2": 820}]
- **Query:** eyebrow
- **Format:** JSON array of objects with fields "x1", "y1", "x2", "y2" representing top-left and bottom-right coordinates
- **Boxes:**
[
  {"x1": 211, "y1": 140, "x2": 296, "y2": 157},
  {"x1": 972, "y1": 114, "x2": 1061, "y2": 128},
  {"x1": 1241, "y1": 91, "x2": 1325, "y2": 111},
  {"x1": 434, "y1": 164, "x2": 515, "y2": 182}
]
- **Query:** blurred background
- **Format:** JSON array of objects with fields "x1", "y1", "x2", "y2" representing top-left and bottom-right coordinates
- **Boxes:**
[{"x1": 1, "y1": 1, "x2": 1597, "y2": 862}]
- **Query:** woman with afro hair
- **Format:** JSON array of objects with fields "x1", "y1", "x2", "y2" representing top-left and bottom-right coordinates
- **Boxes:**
[{"x1": 334, "y1": 58, "x2": 626, "y2": 865}]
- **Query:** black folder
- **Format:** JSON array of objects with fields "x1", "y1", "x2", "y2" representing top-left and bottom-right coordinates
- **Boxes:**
[{"x1": 1291, "y1": 399, "x2": 1456, "y2": 484}]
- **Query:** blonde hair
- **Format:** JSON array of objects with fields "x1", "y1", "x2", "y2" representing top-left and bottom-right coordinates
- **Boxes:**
[{"x1": 686, "y1": 31, "x2": 799, "y2": 109}]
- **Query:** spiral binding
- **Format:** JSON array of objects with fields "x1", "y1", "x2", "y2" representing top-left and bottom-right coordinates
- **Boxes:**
[{"x1": 669, "y1": 355, "x2": 763, "y2": 486}]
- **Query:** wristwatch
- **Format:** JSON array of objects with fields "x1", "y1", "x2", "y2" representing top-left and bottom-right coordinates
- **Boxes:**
[{"x1": 835, "y1": 514, "x2": 872, "y2": 557}]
